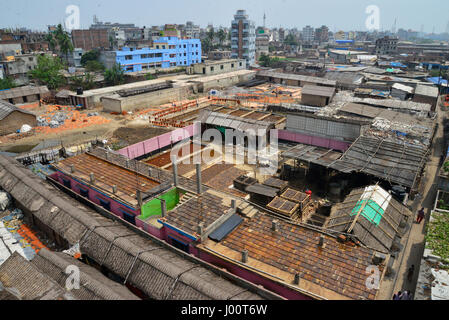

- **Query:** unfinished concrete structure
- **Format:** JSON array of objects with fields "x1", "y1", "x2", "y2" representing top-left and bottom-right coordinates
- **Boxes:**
[{"x1": 0, "y1": 85, "x2": 49, "y2": 105}]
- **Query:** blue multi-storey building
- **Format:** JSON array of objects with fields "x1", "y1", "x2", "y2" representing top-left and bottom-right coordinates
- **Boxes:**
[{"x1": 115, "y1": 37, "x2": 202, "y2": 73}]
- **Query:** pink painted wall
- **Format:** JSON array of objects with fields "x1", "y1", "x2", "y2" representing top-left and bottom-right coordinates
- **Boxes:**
[
  {"x1": 196, "y1": 248, "x2": 314, "y2": 300},
  {"x1": 277, "y1": 129, "x2": 351, "y2": 151},
  {"x1": 136, "y1": 218, "x2": 163, "y2": 239},
  {"x1": 118, "y1": 124, "x2": 200, "y2": 159},
  {"x1": 52, "y1": 171, "x2": 139, "y2": 220}
]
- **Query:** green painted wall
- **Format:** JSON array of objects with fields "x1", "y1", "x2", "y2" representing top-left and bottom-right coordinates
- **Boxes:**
[{"x1": 140, "y1": 188, "x2": 184, "y2": 220}]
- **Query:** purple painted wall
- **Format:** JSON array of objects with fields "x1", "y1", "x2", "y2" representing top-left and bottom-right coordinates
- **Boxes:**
[
  {"x1": 196, "y1": 247, "x2": 314, "y2": 300},
  {"x1": 118, "y1": 124, "x2": 199, "y2": 159},
  {"x1": 51, "y1": 171, "x2": 139, "y2": 220},
  {"x1": 277, "y1": 129, "x2": 351, "y2": 151}
]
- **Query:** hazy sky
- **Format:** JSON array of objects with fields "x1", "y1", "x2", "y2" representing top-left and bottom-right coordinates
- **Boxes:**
[{"x1": 1, "y1": 0, "x2": 448, "y2": 33}]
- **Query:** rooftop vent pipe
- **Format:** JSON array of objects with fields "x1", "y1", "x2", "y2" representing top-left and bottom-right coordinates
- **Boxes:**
[
  {"x1": 196, "y1": 163, "x2": 202, "y2": 194},
  {"x1": 89, "y1": 173, "x2": 95, "y2": 185},
  {"x1": 171, "y1": 156, "x2": 178, "y2": 187}
]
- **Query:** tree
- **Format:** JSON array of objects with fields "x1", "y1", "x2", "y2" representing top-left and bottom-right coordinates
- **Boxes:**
[
  {"x1": 206, "y1": 28, "x2": 215, "y2": 43},
  {"x1": 80, "y1": 49, "x2": 101, "y2": 66},
  {"x1": 69, "y1": 73, "x2": 95, "y2": 90},
  {"x1": 201, "y1": 38, "x2": 213, "y2": 54},
  {"x1": 84, "y1": 60, "x2": 105, "y2": 72},
  {"x1": 29, "y1": 55, "x2": 65, "y2": 90},
  {"x1": 0, "y1": 77, "x2": 17, "y2": 90},
  {"x1": 259, "y1": 53, "x2": 271, "y2": 67},
  {"x1": 217, "y1": 29, "x2": 226, "y2": 47},
  {"x1": 104, "y1": 63, "x2": 125, "y2": 86},
  {"x1": 54, "y1": 24, "x2": 74, "y2": 61},
  {"x1": 44, "y1": 33, "x2": 57, "y2": 51},
  {"x1": 285, "y1": 34, "x2": 298, "y2": 46}
]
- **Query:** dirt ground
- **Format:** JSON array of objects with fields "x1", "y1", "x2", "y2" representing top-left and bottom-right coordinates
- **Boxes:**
[{"x1": 112, "y1": 126, "x2": 170, "y2": 147}]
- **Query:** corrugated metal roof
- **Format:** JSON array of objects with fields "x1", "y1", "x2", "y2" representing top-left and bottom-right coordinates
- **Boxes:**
[
  {"x1": 0, "y1": 99, "x2": 35, "y2": 121},
  {"x1": 415, "y1": 84, "x2": 439, "y2": 97},
  {"x1": 257, "y1": 70, "x2": 336, "y2": 86},
  {"x1": 301, "y1": 85, "x2": 336, "y2": 97},
  {"x1": 208, "y1": 214, "x2": 243, "y2": 242},
  {"x1": 0, "y1": 86, "x2": 49, "y2": 100}
]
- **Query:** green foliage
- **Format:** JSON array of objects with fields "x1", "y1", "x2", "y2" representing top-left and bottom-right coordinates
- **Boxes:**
[
  {"x1": 444, "y1": 161, "x2": 449, "y2": 172},
  {"x1": 69, "y1": 73, "x2": 95, "y2": 90},
  {"x1": 0, "y1": 77, "x2": 17, "y2": 90},
  {"x1": 201, "y1": 38, "x2": 212, "y2": 54},
  {"x1": 29, "y1": 55, "x2": 65, "y2": 90},
  {"x1": 84, "y1": 60, "x2": 105, "y2": 72},
  {"x1": 81, "y1": 49, "x2": 101, "y2": 66},
  {"x1": 425, "y1": 211, "x2": 449, "y2": 263},
  {"x1": 217, "y1": 29, "x2": 226, "y2": 46},
  {"x1": 258, "y1": 53, "x2": 282, "y2": 67},
  {"x1": 145, "y1": 73, "x2": 156, "y2": 80},
  {"x1": 284, "y1": 34, "x2": 298, "y2": 46},
  {"x1": 104, "y1": 63, "x2": 125, "y2": 86},
  {"x1": 437, "y1": 199, "x2": 449, "y2": 210},
  {"x1": 54, "y1": 24, "x2": 73, "y2": 56}
]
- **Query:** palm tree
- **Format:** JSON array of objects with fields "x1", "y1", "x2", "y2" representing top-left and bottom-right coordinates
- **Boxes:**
[
  {"x1": 217, "y1": 29, "x2": 226, "y2": 47},
  {"x1": 44, "y1": 33, "x2": 57, "y2": 51},
  {"x1": 104, "y1": 63, "x2": 125, "y2": 86},
  {"x1": 54, "y1": 24, "x2": 74, "y2": 62}
]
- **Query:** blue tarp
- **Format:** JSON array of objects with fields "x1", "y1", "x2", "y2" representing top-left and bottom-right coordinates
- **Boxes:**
[
  {"x1": 426, "y1": 77, "x2": 448, "y2": 86},
  {"x1": 208, "y1": 214, "x2": 243, "y2": 242},
  {"x1": 390, "y1": 62, "x2": 407, "y2": 68}
]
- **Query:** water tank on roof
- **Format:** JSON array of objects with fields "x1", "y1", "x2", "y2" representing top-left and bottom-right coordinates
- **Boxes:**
[{"x1": 76, "y1": 87, "x2": 83, "y2": 95}]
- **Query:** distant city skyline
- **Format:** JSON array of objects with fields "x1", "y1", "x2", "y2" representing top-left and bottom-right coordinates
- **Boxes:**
[{"x1": 1, "y1": 0, "x2": 448, "y2": 34}]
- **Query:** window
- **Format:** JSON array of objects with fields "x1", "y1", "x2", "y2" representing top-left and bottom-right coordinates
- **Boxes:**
[
  {"x1": 162, "y1": 45, "x2": 166, "y2": 49},
  {"x1": 231, "y1": 63, "x2": 234, "y2": 68},
  {"x1": 126, "y1": 66, "x2": 133, "y2": 71},
  {"x1": 155, "y1": 53, "x2": 162, "y2": 58},
  {"x1": 62, "y1": 178, "x2": 71, "y2": 189},
  {"x1": 168, "y1": 236, "x2": 189, "y2": 253},
  {"x1": 99, "y1": 198, "x2": 111, "y2": 211},
  {"x1": 156, "y1": 45, "x2": 159, "y2": 49},
  {"x1": 121, "y1": 210, "x2": 136, "y2": 225},
  {"x1": 125, "y1": 55, "x2": 132, "y2": 60},
  {"x1": 210, "y1": 66, "x2": 214, "y2": 71},
  {"x1": 79, "y1": 187, "x2": 89, "y2": 198},
  {"x1": 183, "y1": 44, "x2": 186, "y2": 48},
  {"x1": 239, "y1": 62, "x2": 242, "y2": 66},
  {"x1": 184, "y1": 53, "x2": 186, "y2": 56},
  {"x1": 220, "y1": 65, "x2": 224, "y2": 70},
  {"x1": 195, "y1": 44, "x2": 198, "y2": 47}
]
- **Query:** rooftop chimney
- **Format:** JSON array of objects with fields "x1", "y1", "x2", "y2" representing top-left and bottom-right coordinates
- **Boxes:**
[
  {"x1": 195, "y1": 163, "x2": 202, "y2": 194},
  {"x1": 171, "y1": 155, "x2": 178, "y2": 187},
  {"x1": 89, "y1": 173, "x2": 95, "y2": 185},
  {"x1": 241, "y1": 250, "x2": 248, "y2": 263}
]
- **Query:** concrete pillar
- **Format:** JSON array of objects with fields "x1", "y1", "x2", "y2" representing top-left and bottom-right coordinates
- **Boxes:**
[
  {"x1": 241, "y1": 250, "x2": 248, "y2": 263},
  {"x1": 294, "y1": 273, "x2": 300, "y2": 285},
  {"x1": 160, "y1": 199, "x2": 167, "y2": 218},
  {"x1": 272, "y1": 220, "x2": 279, "y2": 232},
  {"x1": 231, "y1": 199, "x2": 236, "y2": 211},
  {"x1": 318, "y1": 235, "x2": 324, "y2": 247},
  {"x1": 136, "y1": 189, "x2": 142, "y2": 208},
  {"x1": 70, "y1": 164, "x2": 75, "y2": 173},
  {"x1": 105, "y1": 151, "x2": 109, "y2": 160},
  {"x1": 197, "y1": 222, "x2": 204, "y2": 237},
  {"x1": 171, "y1": 156, "x2": 178, "y2": 187},
  {"x1": 89, "y1": 173, "x2": 95, "y2": 185},
  {"x1": 112, "y1": 185, "x2": 117, "y2": 194},
  {"x1": 196, "y1": 163, "x2": 202, "y2": 194}
]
